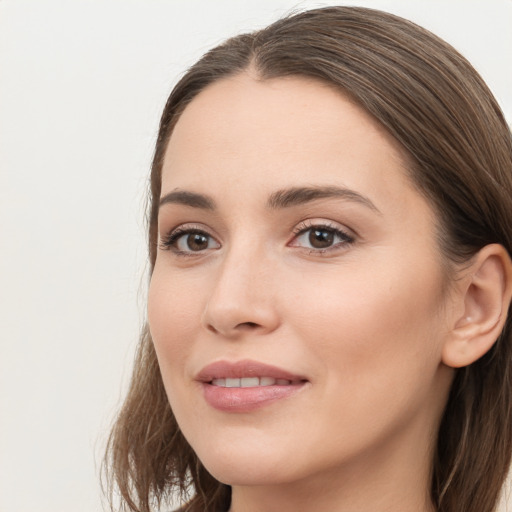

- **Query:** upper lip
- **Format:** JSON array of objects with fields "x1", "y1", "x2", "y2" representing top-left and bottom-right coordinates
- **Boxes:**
[{"x1": 196, "y1": 359, "x2": 307, "y2": 383}]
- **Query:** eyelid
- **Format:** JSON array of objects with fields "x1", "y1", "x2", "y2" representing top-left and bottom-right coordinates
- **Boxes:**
[
  {"x1": 158, "y1": 219, "x2": 355, "y2": 256},
  {"x1": 288, "y1": 219, "x2": 356, "y2": 253},
  {"x1": 159, "y1": 223, "x2": 221, "y2": 254}
]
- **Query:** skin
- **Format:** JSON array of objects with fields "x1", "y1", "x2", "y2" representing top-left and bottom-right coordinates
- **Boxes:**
[{"x1": 148, "y1": 73, "x2": 460, "y2": 512}]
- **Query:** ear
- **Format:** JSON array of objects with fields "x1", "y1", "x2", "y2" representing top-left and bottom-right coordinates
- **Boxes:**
[{"x1": 442, "y1": 244, "x2": 512, "y2": 368}]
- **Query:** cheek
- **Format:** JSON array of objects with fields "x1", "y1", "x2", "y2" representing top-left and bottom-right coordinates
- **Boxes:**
[
  {"x1": 147, "y1": 266, "x2": 202, "y2": 377},
  {"x1": 288, "y1": 258, "x2": 446, "y2": 391},
  {"x1": 275, "y1": 262, "x2": 450, "y2": 465}
]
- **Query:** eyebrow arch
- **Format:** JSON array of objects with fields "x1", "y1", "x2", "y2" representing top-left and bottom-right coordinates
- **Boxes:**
[
  {"x1": 159, "y1": 190, "x2": 216, "y2": 210},
  {"x1": 267, "y1": 185, "x2": 381, "y2": 213},
  {"x1": 159, "y1": 185, "x2": 380, "y2": 214}
]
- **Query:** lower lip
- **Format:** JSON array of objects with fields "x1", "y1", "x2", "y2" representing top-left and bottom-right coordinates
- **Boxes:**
[{"x1": 202, "y1": 382, "x2": 305, "y2": 412}]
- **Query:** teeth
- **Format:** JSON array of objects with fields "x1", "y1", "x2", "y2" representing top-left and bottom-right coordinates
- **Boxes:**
[
  {"x1": 225, "y1": 378, "x2": 240, "y2": 388},
  {"x1": 211, "y1": 377, "x2": 293, "y2": 388},
  {"x1": 241, "y1": 377, "x2": 259, "y2": 387}
]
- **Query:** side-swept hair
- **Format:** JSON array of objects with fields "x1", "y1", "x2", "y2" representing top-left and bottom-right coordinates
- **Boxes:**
[{"x1": 104, "y1": 7, "x2": 512, "y2": 512}]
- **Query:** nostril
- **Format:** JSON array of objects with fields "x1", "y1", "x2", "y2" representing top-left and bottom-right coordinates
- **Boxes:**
[
  {"x1": 205, "y1": 320, "x2": 263, "y2": 337},
  {"x1": 207, "y1": 324, "x2": 219, "y2": 334},
  {"x1": 236, "y1": 322, "x2": 260, "y2": 330}
]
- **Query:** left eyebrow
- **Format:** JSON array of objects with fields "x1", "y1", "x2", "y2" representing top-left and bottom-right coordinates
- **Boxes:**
[{"x1": 267, "y1": 185, "x2": 381, "y2": 214}]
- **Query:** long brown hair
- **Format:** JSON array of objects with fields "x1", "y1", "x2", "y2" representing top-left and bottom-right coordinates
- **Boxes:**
[{"x1": 104, "y1": 7, "x2": 512, "y2": 512}]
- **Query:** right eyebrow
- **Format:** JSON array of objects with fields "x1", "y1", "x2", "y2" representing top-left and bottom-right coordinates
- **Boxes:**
[{"x1": 159, "y1": 190, "x2": 216, "y2": 210}]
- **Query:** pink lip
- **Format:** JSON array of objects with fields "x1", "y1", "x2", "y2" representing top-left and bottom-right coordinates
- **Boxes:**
[
  {"x1": 196, "y1": 359, "x2": 306, "y2": 382},
  {"x1": 196, "y1": 359, "x2": 308, "y2": 413}
]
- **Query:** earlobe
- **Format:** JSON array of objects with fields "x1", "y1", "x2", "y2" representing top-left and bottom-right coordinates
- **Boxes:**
[{"x1": 442, "y1": 244, "x2": 512, "y2": 368}]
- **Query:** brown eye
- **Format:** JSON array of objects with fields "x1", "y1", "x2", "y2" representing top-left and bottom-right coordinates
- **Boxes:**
[
  {"x1": 290, "y1": 224, "x2": 354, "y2": 253},
  {"x1": 186, "y1": 233, "x2": 210, "y2": 251},
  {"x1": 175, "y1": 231, "x2": 218, "y2": 252},
  {"x1": 160, "y1": 228, "x2": 220, "y2": 254},
  {"x1": 309, "y1": 229, "x2": 335, "y2": 248}
]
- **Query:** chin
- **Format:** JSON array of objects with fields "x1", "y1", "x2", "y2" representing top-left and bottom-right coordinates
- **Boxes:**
[
  {"x1": 193, "y1": 438, "x2": 302, "y2": 486},
  {"x1": 202, "y1": 459, "x2": 293, "y2": 487}
]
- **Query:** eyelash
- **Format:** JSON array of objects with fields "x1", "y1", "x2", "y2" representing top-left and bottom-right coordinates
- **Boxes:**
[
  {"x1": 159, "y1": 225, "x2": 217, "y2": 255},
  {"x1": 290, "y1": 220, "x2": 355, "y2": 254},
  {"x1": 159, "y1": 221, "x2": 355, "y2": 256}
]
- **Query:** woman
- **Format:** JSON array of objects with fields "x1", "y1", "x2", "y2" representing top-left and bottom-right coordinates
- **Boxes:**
[{"x1": 104, "y1": 6, "x2": 512, "y2": 512}]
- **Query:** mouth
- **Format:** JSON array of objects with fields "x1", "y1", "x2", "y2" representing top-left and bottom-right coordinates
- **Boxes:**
[
  {"x1": 196, "y1": 360, "x2": 308, "y2": 412},
  {"x1": 210, "y1": 377, "x2": 302, "y2": 388}
]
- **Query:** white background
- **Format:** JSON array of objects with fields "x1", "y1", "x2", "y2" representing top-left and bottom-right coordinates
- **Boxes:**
[{"x1": 1, "y1": 1, "x2": 511, "y2": 511}]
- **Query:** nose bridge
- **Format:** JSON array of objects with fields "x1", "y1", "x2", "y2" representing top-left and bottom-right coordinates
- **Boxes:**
[{"x1": 201, "y1": 237, "x2": 279, "y2": 336}]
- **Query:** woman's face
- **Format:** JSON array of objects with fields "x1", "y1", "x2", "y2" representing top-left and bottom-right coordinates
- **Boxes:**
[{"x1": 148, "y1": 74, "x2": 455, "y2": 489}]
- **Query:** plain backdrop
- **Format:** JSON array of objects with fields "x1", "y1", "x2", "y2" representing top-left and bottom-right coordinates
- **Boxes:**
[{"x1": 1, "y1": 1, "x2": 511, "y2": 511}]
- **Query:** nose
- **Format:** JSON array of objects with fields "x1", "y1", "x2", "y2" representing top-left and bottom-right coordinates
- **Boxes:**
[{"x1": 201, "y1": 248, "x2": 280, "y2": 339}]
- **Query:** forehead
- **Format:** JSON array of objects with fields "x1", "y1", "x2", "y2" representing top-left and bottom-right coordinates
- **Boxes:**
[{"x1": 161, "y1": 73, "x2": 417, "y2": 214}]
